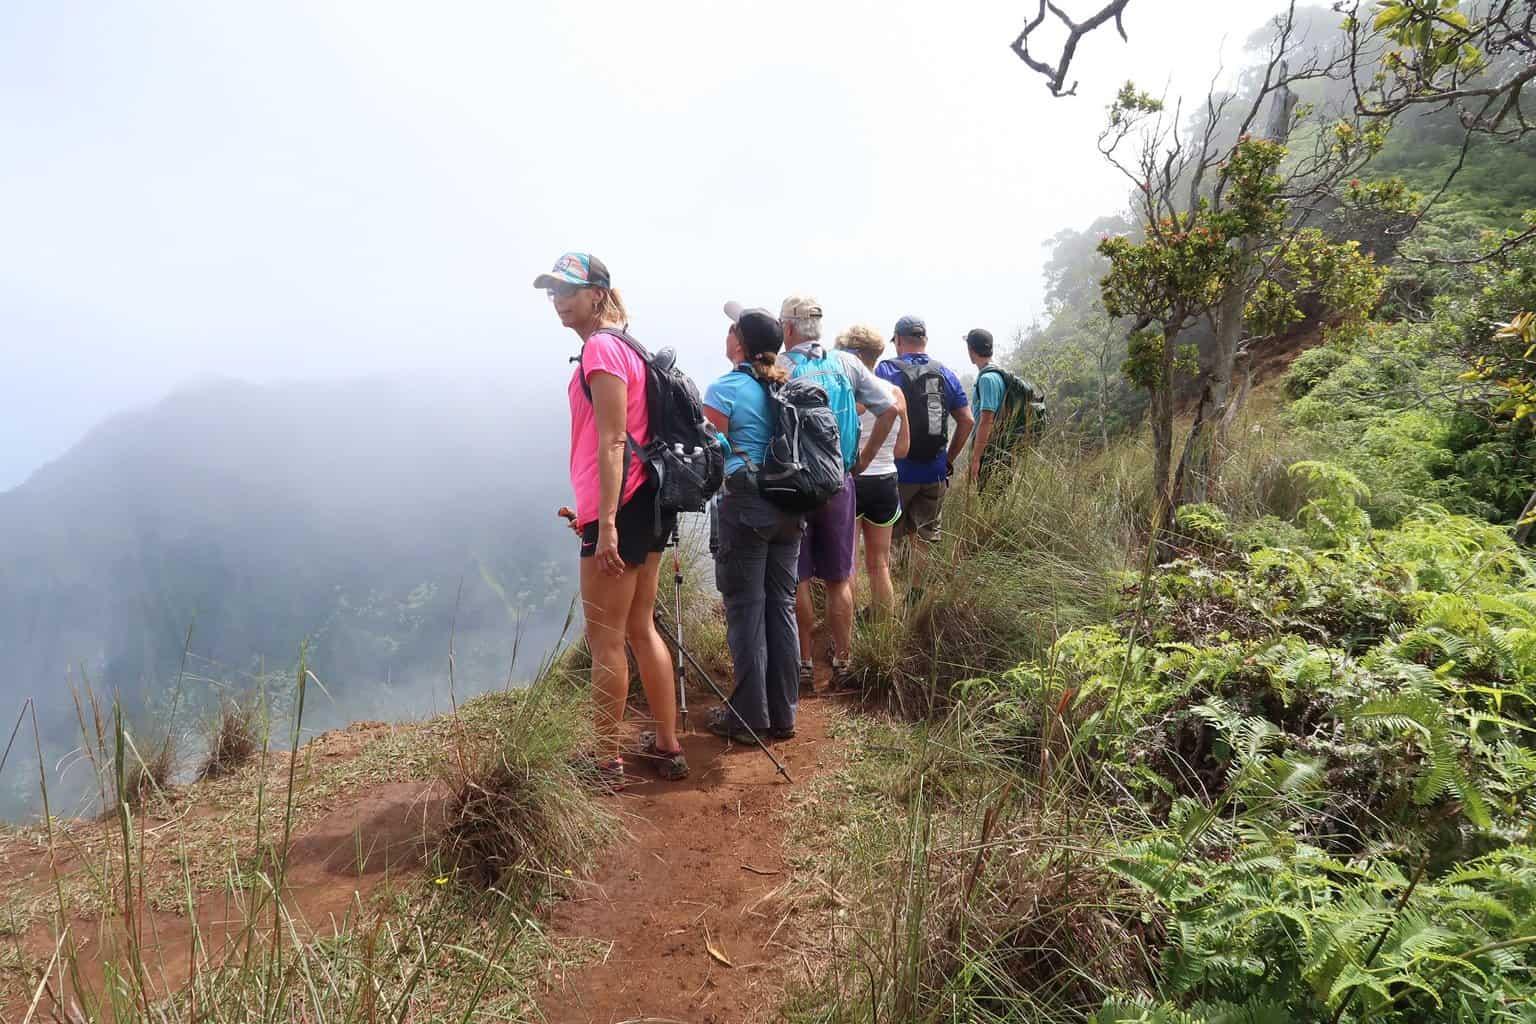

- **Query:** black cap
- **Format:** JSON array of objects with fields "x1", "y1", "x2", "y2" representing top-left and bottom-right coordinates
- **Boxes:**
[
  {"x1": 725, "y1": 302, "x2": 784, "y2": 357},
  {"x1": 965, "y1": 328, "x2": 994, "y2": 357}
]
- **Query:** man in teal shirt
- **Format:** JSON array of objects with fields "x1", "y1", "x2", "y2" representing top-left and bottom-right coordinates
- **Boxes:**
[{"x1": 966, "y1": 328, "x2": 1006, "y2": 485}]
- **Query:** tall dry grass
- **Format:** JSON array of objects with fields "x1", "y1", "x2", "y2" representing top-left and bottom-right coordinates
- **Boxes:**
[{"x1": 9, "y1": 628, "x2": 612, "y2": 1022}]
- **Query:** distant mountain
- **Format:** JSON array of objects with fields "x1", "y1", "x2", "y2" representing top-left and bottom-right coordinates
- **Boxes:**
[{"x1": 0, "y1": 373, "x2": 579, "y2": 818}]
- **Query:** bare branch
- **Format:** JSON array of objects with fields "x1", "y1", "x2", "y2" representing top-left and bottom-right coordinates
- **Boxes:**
[{"x1": 1012, "y1": 0, "x2": 1133, "y2": 97}]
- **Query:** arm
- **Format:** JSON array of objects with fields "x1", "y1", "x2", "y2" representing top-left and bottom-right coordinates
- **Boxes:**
[
  {"x1": 893, "y1": 388, "x2": 911, "y2": 461},
  {"x1": 969, "y1": 410, "x2": 995, "y2": 482},
  {"x1": 588, "y1": 370, "x2": 630, "y2": 576},
  {"x1": 703, "y1": 405, "x2": 732, "y2": 458},
  {"x1": 947, "y1": 405, "x2": 975, "y2": 473},
  {"x1": 855, "y1": 407, "x2": 898, "y2": 476}
]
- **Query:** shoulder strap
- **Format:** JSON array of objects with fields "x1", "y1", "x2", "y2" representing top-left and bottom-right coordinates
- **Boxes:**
[
  {"x1": 578, "y1": 327, "x2": 648, "y2": 402},
  {"x1": 577, "y1": 329, "x2": 648, "y2": 485}
]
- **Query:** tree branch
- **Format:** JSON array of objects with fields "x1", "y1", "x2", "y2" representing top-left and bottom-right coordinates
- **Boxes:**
[{"x1": 1011, "y1": 0, "x2": 1133, "y2": 97}]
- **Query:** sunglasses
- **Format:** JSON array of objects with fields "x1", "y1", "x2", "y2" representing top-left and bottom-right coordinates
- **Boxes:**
[{"x1": 546, "y1": 282, "x2": 589, "y2": 300}]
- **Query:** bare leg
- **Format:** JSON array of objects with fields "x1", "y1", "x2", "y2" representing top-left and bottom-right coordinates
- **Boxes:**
[
  {"x1": 579, "y1": 557, "x2": 641, "y2": 762},
  {"x1": 826, "y1": 578, "x2": 854, "y2": 662},
  {"x1": 625, "y1": 552, "x2": 680, "y2": 752},
  {"x1": 795, "y1": 581, "x2": 815, "y2": 664},
  {"x1": 861, "y1": 521, "x2": 895, "y2": 613}
]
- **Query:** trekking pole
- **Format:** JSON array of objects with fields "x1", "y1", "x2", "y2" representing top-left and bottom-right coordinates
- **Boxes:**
[
  {"x1": 670, "y1": 519, "x2": 688, "y2": 729},
  {"x1": 651, "y1": 608, "x2": 794, "y2": 784}
]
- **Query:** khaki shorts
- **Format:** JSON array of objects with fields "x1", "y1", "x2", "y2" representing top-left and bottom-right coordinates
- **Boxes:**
[{"x1": 895, "y1": 481, "x2": 948, "y2": 543}]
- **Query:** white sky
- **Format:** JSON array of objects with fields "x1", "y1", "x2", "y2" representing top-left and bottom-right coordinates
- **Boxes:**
[{"x1": 0, "y1": 0, "x2": 1286, "y2": 491}]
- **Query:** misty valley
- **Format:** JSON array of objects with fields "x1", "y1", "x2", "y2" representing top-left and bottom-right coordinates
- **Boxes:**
[{"x1": 0, "y1": 372, "x2": 579, "y2": 819}]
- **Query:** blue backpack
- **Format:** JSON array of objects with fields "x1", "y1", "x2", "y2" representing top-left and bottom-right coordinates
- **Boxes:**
[{"x1": 786, "y1": 348, "x2": 860, "y2": 470}]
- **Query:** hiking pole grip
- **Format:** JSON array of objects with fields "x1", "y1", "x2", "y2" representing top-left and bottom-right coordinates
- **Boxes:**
[{"x1": 651, "y1": 608, "x2": 794, "y2": 784}]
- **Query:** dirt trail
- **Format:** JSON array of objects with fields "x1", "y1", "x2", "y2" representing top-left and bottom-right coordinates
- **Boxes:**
[
  {"x1": 0, "y1": 692, "x2": 839, "y2": 1023},
  {"x1": 539, "y1": 694, "x2": 835, "y2": 1024}
]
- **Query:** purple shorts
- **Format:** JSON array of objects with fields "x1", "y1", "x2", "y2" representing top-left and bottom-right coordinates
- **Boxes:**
[{"x1": 797, "y1": 473, "x2": 857, "y2": 583}]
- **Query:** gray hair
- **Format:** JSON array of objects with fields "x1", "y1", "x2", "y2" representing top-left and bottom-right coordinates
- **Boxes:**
[{"x1": 784, "y1": 314, "x2": 821, "y2": 343}]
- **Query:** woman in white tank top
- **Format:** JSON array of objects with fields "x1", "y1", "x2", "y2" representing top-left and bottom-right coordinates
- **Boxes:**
[{"x1": 836, "y1": 327, "x2": 909, "y2": 616}]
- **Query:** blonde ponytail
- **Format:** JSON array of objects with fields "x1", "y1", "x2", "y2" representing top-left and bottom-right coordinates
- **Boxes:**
[{"x1": 751, "y1": 350, "x2": 788, "y2": 384}]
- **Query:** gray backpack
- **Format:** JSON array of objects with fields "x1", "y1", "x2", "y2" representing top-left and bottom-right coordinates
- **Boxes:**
[{"x1": 736, "y1": 366, "x2": 844, "y2": 515}]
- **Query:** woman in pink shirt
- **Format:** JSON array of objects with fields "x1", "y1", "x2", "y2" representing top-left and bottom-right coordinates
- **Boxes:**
[{"x1": 536, "y1": 252, "x2": 686, "y2": 788}]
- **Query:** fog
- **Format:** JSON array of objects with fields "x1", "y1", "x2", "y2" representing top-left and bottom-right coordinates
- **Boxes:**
[
  {"x1": 0, "y1": 371, "x2": 584, "y2": 817},
  {"x1": 2, "y1": 0, "x2": 1284, "y2": 492},
  {"x1": 0, "y1": 0, "x2": 1293, "y2": 816}
]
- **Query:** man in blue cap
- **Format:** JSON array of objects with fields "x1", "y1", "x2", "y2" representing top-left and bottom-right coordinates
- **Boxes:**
[{"x1": 876, "y1": 316, "x2": 973, "y2": 567}]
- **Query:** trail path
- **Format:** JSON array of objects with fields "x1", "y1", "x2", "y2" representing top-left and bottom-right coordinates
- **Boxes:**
[
  {"x1": 538, "y1": 693, "x2": 836, "y2": 1024},
  {"x1": 0, "y1": 692, "x2": 840, "y2": 1024}
]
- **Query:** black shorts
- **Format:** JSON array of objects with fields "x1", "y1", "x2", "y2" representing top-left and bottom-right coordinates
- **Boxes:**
[
  {"x1": 580, "y1": 476, "x2": 676, "y2": 567},
  {"x1": 854, "y1": 472, "x2": 901, "y2": 527}
]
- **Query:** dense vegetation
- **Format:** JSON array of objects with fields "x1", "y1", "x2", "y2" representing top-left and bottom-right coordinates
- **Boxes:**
[{"x1": 792, "y1": 5, "x2": 1536, "y2": 1022}]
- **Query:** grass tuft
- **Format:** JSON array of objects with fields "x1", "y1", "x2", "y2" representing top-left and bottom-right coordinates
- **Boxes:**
[
  {"x1": 198, "y1": 698, "x2": 260, "y2": 780},
  {"x1": 437, "y1": 674, "x2": 618, "y2": 901}
]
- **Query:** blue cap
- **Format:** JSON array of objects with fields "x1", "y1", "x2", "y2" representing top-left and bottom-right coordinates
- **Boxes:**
[{"x1": 893, "y1": 315, "x2": 926, "y2": 338}]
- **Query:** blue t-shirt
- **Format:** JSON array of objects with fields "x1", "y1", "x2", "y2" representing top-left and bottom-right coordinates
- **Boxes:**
[
  {"x1": 876, "y1": 354, "x2": 970, "y2": 484},
  {"x1": 974, "y1": 366, "x2": 1006, "y2": 415},
  {"x1": 703, "y1": 367, "x2": 774, "y2": 477}
]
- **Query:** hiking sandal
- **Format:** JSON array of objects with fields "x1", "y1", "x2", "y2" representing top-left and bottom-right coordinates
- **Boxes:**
[
  {"x1": 634, "y1": 731, "x2": 689, "y2": 781},
  {"x1": 570, "y1": 754, "x2": 629, "y2": 793},
  {"x1": 830, "y1": 656, "x2": 859, "y2": 692},
  {"x1": 798, "y1": 661, "x2": 815, "y2": 696},
  {"x1": 703, "y1": 706, "x2": 760, "y2": 744}
]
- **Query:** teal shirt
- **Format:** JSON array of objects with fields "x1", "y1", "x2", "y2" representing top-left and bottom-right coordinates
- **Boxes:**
[
  {"x1": 973, "y1": 366, "x2": 1005, "y2": 415},
  {"x1": 704, "y1": 367, "x2": 774, "y2": 476}
]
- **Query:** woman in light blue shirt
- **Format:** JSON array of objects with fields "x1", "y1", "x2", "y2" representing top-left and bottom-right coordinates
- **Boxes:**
[{"x1": 700, "y1": 303, "x2": 802, "y2": 743}]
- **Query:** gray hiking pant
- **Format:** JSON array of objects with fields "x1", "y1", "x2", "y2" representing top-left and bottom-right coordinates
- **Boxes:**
[{"x1": 714, "y1": 474, "x2": 802, "y2": 733}]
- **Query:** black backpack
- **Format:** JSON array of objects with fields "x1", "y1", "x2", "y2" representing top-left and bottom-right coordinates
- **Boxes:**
[
  {"x1": 884, "y1": 357, "x2": 952, "y2": 463},
  {"x1": 978, "y1": 366, "x2": 1047, "y2": 446},
  {"x1": 737, "y1": 367, "x2": 844, "y2": 515},
  {"x1": 580, "y1": 329, "x2": 724, "y2": 517}
]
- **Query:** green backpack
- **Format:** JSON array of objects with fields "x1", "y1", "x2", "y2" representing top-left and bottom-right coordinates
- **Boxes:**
[{"x1": 978, "y1": 366, "x2": 1046, "y2": 447}]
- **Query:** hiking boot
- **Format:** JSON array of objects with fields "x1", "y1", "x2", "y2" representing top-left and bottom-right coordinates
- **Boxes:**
[
  {"x1": 768, "y1": 726, "x2": 796, "y2": 740},
  {"x1": 830, "y1": 656, "x2": 858, "y2": 692},
  {"x1": 704, "y1": 706, "x2": 760, "y2": 744},
  {"x1": 798, "y1": 661, "x2": 815, "y2": 695}
]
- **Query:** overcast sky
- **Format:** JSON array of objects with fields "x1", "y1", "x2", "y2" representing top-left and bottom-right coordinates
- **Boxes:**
[{"x1": 0, "y1": 0, "x2": 1287, "y2": 492}]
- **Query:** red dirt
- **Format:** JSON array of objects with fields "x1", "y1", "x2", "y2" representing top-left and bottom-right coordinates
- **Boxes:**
[
  {"x1": 1248, "y1": 323, "x2": 1324, "y2": 388},
  {"x1": 3, "y1": 688, "x2": 839, "y2": 1023},
  {"x1": 538, "y1": 695, "x2": 835, "y2": 1024},
  {"x1": 0, "y1": 735, "x2": 448, "y2": 1020}
]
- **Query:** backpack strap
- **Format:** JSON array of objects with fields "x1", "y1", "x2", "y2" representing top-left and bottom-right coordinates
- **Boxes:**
[{"x1": 576, "y1": 328, "x2": 648, "y2": 499}]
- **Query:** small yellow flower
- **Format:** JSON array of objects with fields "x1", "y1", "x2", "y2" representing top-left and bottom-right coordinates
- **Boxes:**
[{"x1": 434, "y1": 876, "x2": 449, "y2": 885}]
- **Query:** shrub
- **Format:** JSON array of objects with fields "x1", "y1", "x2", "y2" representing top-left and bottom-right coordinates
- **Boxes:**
[{"x1": 1283, "y1": 344, "x2": 1350, "y2": 398}]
